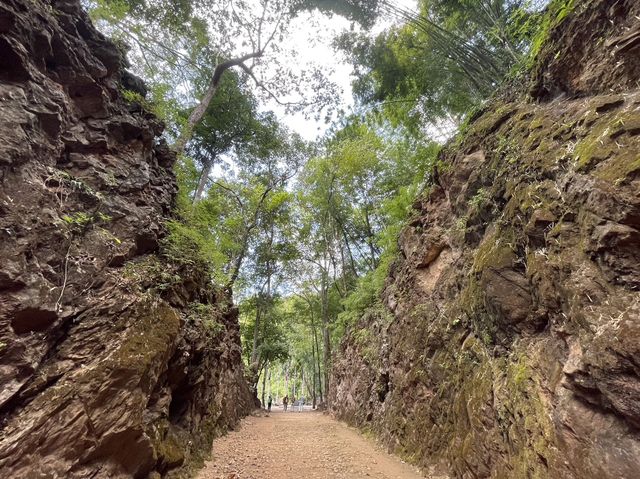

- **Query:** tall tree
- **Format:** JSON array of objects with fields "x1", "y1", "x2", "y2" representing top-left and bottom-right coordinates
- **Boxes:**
[
  {"x1": 90, "y1": 0, "x2": 339, "y2": 155},
  {"x1": 336, "y1": 0, "x2": 546, "y2": 131},
  {"x1": 186, "y1": 72, "x2": 261, "y2": 201}
]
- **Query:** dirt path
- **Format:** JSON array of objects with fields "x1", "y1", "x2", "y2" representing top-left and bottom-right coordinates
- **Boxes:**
[{"x1": 196, "y1": 408, "x2": 426, "y2": 479}]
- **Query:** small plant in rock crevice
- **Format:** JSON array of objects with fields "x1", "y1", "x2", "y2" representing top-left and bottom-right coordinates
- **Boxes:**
[
  {"x1": 62, "y1": 212, "x2": 112, "y2": 232},
  {"x1": 122, "y1": 257, "x2": 182, "y2": 293},
  {"x1": 188, "y1": 302, "x2": 224, "y2": 335},
  {"x1": 45, "y1": 168, "x2": 104, "y2": 203},
  {"x1": 469, "y1": 188, "x2": 490, "y2": 211}
]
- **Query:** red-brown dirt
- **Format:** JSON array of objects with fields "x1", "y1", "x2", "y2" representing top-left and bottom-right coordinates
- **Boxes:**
[{"x1": 197, "y1": 409, "x2": 430, "y2": 479}]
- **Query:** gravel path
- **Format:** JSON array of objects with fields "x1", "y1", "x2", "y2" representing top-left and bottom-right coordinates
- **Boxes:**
[{"x1": 196, "y1": 408, "x2": 426, "y2": 479}]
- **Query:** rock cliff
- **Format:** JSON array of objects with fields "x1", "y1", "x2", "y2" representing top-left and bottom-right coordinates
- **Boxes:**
[
  {"x1": 331, "y1": 1, "x2": 640, "y2": 478},
  {"x1": 0, "y1": 0, "x2": 253, "y2": 477}
]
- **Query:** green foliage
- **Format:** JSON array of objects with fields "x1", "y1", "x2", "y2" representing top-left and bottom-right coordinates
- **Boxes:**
[
  {"x1": 291, "y1": 0, "x2": 380, "y2": 28},
  {"x1": 239, "y1": 296, "x2": 290, "y2": 366},
  {"x1": 97, "y1": 227, "x2": 122, "y2": 246},
  {"x1": 298, "y1": 119, "x2": 438, "y2": 334},
  {"x1": 120, "y1": 86, "x2": 181, "y2": 126},
  {"x1": 336, "y1": 182, "x2": 424, "y2": 331},
  {"x1": 527, "y1": 0, "x2": 576, "y2": 66},
  {"x1": 120, "y1": 88, "x2": 145, "y2": 104},
  {"x1": 337, "y1": 256, "x2": 390, "y2": 331},
  {"x1": 338, "y1": 0, "x2": 551, "y2": 131},
  {"x1": 88, "y1": 0, "x2": 129, "y2": 23},
  {"x1": 122, "y1": 256, "x2": 183, "y2": 293},
  {"x1": 46, "y1": 168, "x2": 103, "y2": 201},
  {"x1": 160, "y1": 219, "x2": 227, "y2": 280},
  {"x1": 148, "y1": 82, "x2": 185, "y2": 132},
  {"x1": 186, "y1": 72, "x2": 261, "y2": 176},
  {"x1": 187, "y1": 302, "x2": 224, "y2": 335},
  {"x1": 165, "y1": 104, "x2": 306, "y2": 290},
  {"x1": 454, "y1": 215, "x2": 469, "y2": 236},
  {"x1": 62, "y1": 212, "x2": 111, "y2": 230},
  {"x1": 339, "y1": 27, "x2": 479, "y2": 128},
  {"x1": 469, "y1": 188, "x2": 489, "y2": 210}
]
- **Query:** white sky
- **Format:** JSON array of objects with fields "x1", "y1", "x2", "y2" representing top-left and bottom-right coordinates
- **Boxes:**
[
  {"x1": 265, "y1": 14, "x2": 354, "y2": 140},
  {"x1": 264, "y1": 2, "x2": 417, "y2": 141}
]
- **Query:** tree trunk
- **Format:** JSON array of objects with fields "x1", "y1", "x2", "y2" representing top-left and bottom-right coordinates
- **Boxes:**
[
  {"x1": 320, "y1": 264, "x2": 331, "y2": 406},
  {"x1": 322, "y1": 323, "x2": 330, "y2": 405},
  {"x1": 250, "y1": 301, "x2": 262, "y2": 368},
  {"x1": 261, "y1": 361, "x2": 268, "y2": 409},
  {"x1": 285, "y1": 362, "x2": 289, "y2": 398},
  {"x1": 315, "y1": 327, "x2": 323, "y2": 403},
  {"x1": 193, "y1": 160, "x2": 213, "y2": 203},
  {"x1": 251, "y1": 286, "x2": 267, "y2": 373},
  {"x1": 227, "y1": 231, "x2": 250, "y2": 290},
  {"x1": 308, "y1": 299, "x2": 323, "y2": 404},
  {"x1": 250, "y1": 224, "x2": 274, "y2": 389},
  {"x1": 226, "y1": 185, "x2": 273, "y2": 290},
  {"x1": 364, "y1": 207, "x2": 379, "y2": 269},
  {"x1": 311, "y1": 322, "x2": 317, "y2": 409},
  {"x1": 172, "y1": 51, "x2": 263, "y2": 155},
  {"x1": 172, "y1": 78, "x2": 220, "y2": 155},
  {"x1": 312, "y1": 351, "x2": 317, "y2": 409}
]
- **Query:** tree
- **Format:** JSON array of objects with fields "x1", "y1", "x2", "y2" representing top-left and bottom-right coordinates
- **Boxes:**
[
  {"x1": 239, "y1": 295, "x2": 289, "y2": 399},
  {"x1": 167, "y1": 108, "x2": 307, "y2": 291},
  {"x1": 186, "y1": 71, "x2": 261, "y2": 201},
  {"x1": 291, "y1": 0, "x2": 381, "y2": 27},
  {"x1": 336, "y1": 0, "x2": 547, "y2": 131},
  {"x1": 170, "y1": 0, "x2": 286, "y2": 155},
  {"x1": 90, "y1": 0, "x2": 339, "y2": 155}
]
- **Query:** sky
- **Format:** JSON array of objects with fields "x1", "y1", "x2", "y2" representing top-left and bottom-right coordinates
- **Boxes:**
[
  {"x1": 90, "y1": 0, "x2": 417, "y2": 142},
  {"x1": 263, "y1": 12, "x2": 354, "y2": 140},
  {"x1": 263, "y1": 1, "x2": 418, "y2": 141}
]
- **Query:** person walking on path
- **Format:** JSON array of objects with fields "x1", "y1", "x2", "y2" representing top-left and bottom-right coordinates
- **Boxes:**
[
  {"x1": 267, "y1": 395, "x2": 272, "y2": 413},
  {"x1": 298, "y1": 396, "x2": 305, "y2": 412},
  {"x1": 282, "y1": 395, "x2": 288, "y2": 412}
]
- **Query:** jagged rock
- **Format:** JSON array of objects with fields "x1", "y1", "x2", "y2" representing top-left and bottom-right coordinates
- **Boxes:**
[
  {"x1": 0, "y1": 1, "x2": 253, "y2": 477},
  {"x1": 121, "y1": 70, "x2": 148, "y2": 98},
  {"x1": 331, "y1": 1, "x2": 640, "y2": 478}
]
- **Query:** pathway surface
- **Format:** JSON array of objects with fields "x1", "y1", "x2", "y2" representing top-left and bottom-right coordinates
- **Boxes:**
[{"x1": 196, "y1": 407, "x2": 426, "y2": 479}]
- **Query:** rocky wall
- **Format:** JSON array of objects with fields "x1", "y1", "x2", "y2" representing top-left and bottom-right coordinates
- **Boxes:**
[
  {"x1": 331, "y1": 1, "x2": 640, "y2": 478},
  {"x1": 0, "y1": 1, "x2": 253, "y2": 477}
]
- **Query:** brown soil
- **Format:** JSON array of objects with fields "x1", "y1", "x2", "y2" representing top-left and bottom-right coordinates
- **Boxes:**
[{"x1": 196, "y1": 408, "x2": 427, "y2": 479}]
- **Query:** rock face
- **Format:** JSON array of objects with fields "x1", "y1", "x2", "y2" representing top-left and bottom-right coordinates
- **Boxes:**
[
  {"x1": 0, "y1": 0, "x2": 253, "y2": 477},
  {"x1": 331, "y1": 1, "x2": 640, "y2": 478}
]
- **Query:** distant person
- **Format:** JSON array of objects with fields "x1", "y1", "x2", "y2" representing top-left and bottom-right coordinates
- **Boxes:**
[
  {"x1": 267, "y1": 395, "x2": 272, "y2": 413},
  {"x1": 291, "y1": 396, "x2": 296, "y2": 412},
  {"x1": 299, "y1": 396, "x2": 305, "y2": 412},
  {"x1": 283, "y1": 395, "x2": 288, "y2": 412}
]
